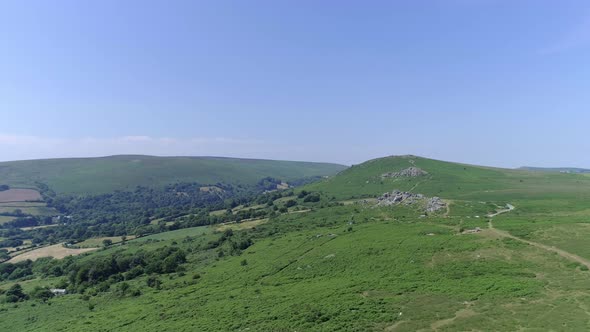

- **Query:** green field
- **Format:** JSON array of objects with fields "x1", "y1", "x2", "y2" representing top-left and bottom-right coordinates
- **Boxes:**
[
  {"x1": 0, "y1": 155, "x2": 346, "y2": 194},
  {"x1": 0, "y1": 216, "x2": 16, "y2": 224},
  {"x1": 2, "y1": 155, "x2": 590, "y2": 331}
]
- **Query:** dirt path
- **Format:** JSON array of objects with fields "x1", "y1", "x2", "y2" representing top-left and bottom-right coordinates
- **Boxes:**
[
  {"x1": 428, "y1": 308, "x2": 476, "y2": 331},
  {"x1": 408, "y1": 176, "x2": 432, "y2": 193},
  {"x1": 488, "y1": 219, "x2": 590, "y2": 269},
  {"x1": 486, "y1": 203, "x2": 515, "y2": 217}
]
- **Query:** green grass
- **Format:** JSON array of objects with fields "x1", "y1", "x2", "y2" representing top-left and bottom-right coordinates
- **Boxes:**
[
  {"x1": 0, "y1": 206, "x2": 57, "y2": 216},
  {"x1": 305, "y1": 155, "x2": 590, "y2": 202},
  {"x1": 0, "y1": 155, "x2": 347, "y2": 194},
  {"x1": 3, "y1": 155, "x2": 590, "y2": 330},
  {"x1": 135, "y1": 226, "x2": 212, "y2": 242}
]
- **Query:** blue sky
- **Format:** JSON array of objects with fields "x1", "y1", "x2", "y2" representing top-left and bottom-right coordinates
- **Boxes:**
[{"x1": 2, "y1": 1, "x2": 590, "y2": 167}]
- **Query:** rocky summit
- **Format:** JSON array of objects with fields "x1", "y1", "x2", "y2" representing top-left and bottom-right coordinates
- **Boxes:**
[{"x1": 381, "y1": 167, "x2": 428, "y2": 178}]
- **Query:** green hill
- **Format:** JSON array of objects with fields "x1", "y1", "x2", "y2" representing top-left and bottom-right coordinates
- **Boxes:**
[
  {"x1": 0, "y1": 155, "x2": 347, "y2": 194},
  {"x1": 3, "y1": 155, "x2": 590, "y2": 331},
  {"x1": 305, "y1": 155, "x2": 590, "y2": 202}
]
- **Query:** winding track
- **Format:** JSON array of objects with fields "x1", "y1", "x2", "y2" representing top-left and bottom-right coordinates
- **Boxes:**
[{"x1": 487, "y1": 204, "x2": 590, "y2": 269}]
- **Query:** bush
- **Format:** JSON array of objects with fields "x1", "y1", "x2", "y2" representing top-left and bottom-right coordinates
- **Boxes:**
[
  {"x1": 5, "y1": 284, "x2": 28, "y2": 303},
  {"x1": 30, "y1": 287, "x2": 54, "y2": 302},
  {"x1": 303, "y1": 193, "x2": 320, "y2": 203}
]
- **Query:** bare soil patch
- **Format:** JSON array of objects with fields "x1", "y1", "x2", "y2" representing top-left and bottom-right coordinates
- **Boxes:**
[{"x1": 0, "y1": 189, "x2": 42, "y2": 203}]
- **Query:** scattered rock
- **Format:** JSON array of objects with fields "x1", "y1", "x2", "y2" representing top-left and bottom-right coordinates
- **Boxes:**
[
  {"x1": 381, "y1": 167, "x2": 428, "y2": 178},
  {"x1": 376, "y1": 190, "x2": 447, "y2": 213},
  {"x1": 376, "y1": 190, "x2": 424, "y2": 206},
  {"x1": 463, "y1": 227, "x2": 482, "y2": 234},
  {"x1": 426, "y1": 197, "x2": 446, "y2": 213}
]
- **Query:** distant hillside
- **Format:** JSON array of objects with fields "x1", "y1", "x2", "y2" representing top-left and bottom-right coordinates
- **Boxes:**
[
  {"x1": 304, "y1": 155, "x2": 589, "y2": 201},
  {"x1": 518, "y1": 166, "x2": 590, "y2": 174},
  {"x1": 0, "y1": 155, "x2": 347, "y2": 194}
]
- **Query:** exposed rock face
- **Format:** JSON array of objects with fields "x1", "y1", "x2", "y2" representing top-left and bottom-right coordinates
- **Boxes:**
[
  {"x1": 381, "y1": 167, "x2": 428, "y2": 178},
  {"x1": 426, "y1": 197, "x2": 446, "y2": 212},
  {"x1": 376, "y1": 190, "x2": 447, "y2": 213},
  {"x1": 376, "y1": 190, "x2": 424, "y2": 206}
]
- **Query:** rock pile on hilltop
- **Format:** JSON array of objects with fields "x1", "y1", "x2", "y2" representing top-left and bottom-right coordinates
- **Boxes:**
[
  {"x1": 376, "y1": 190, "x2": 447, "y2": 213},
  {"x1": 381, "y1": 167, "x2": 428, "y2": 178}
]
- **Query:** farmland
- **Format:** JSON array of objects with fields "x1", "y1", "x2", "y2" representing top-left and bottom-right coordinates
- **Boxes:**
[
  {"x1": 0, "y1": 189, "x2": 42, "y2": 203},
  {"x1": 7, "y1": 244, "x2": 98, "y2": 263}
]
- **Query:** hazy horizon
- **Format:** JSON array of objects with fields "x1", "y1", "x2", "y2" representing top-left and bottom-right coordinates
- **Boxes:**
[{"x1": 3, "y1": 1, "x2": 590, "y2": 168}]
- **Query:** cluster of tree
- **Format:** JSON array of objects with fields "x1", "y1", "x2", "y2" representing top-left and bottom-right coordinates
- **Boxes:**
[
  {"x1": 206, "y1": 229, "x2": 254, "y2": 257},
  {"x1": 1, "y1": 215, "x2": 53, "y2": 229},
  {"x1": 0, "y1": 245, "x2": 187, "y2": 297},
  {"x1": 0, "y1": 259, "x2": 34, "y2": 281},
  {"x1": 256, "y1": 177, "x2": 284, "y2": 191},
  {"x1": 0, "y1": 208, "x2": 27, "y2": 217},
  {"x1": 0, "y1": 283, "x2": 57, "y2": 303},
  {"x1": 0, "y1": 238, "x2": 23, "y2": 248},
  {"x1": 0, "y1": 180, "x2": 314, "y2": 249},
  {"x1": 65, "y1": 246, "x2": 187, "y2": 293},
  {"x1": 299, "y1": 190, "x2": 321, "y2": 202},
  {"x1": 19, "y1": 182, "x2": 263, "y2": 243},
  {"x1": 0, "y1": 249, "x2": 9, "y2": 261}
]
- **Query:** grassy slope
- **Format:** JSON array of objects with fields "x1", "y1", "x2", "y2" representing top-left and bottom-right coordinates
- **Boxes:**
[
  {"x1": 0, "y1": 155, "x2": 347, "y2": 194},
  {"x1": 305, "y1": 155, "x2": 590, "y2": 201},
  {"x1": 2, "y1": 155, "x2": 590, "y2": 331}
]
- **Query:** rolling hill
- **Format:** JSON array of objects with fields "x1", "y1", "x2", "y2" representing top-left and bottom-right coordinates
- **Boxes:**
[
  {"x1": 519, "y1": 166, "x2": 590, "y2": 173},
  {"x1": 2, "y1": 155, "x2": 590, "y2": 331},
  {"x1": 0, "y1": 155, "x2": 347, "y2": 194}
]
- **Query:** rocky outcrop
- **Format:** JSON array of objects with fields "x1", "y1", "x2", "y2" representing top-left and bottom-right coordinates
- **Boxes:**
[
  {"x1": 426, "y1": 197, "x2": 446, "y2": 212},
  {"x1": 381, "y1": 167, "x2": 428, "y2": 178},
  {"x1": 376, "y1": 190, "x2": 447, "y2": 213},
  {"x1": 376, "y1": 190, "x2": 424, "y2": 206}
]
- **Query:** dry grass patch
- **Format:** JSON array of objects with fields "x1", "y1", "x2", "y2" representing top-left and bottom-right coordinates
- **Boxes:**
[
  {"x1": 216, "y1": 218, "x2": 268, "y2": 231},
  {"x1": 8, "y1": 244, "x2": 98, "y2": 263}
]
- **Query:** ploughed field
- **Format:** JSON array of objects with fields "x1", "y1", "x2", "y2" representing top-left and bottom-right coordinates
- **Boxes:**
[{"x1": 0, "y1": 189, "x2": 42, "y2": 203}]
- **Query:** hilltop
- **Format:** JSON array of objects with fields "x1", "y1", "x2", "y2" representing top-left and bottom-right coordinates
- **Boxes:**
[
  {"x1": 304, "y1": 155, "x2": 590, "y2": 202},
  {"x1": 0, "y1": 155, "x2": 347, "y2": 194}
]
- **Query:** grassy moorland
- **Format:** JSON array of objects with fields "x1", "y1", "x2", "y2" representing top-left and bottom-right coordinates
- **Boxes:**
[
  {"x1": 1, "y1": 155, "x2": 590, "y2": 331},
  {"x1": 0, "y1": 155, "x2": 347, "y2": 194}
]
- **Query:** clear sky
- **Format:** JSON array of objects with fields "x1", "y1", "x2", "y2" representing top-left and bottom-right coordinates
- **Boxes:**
[{"x1": 2, "y1": 1, "x2": 590, "y2": 167}]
